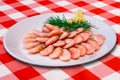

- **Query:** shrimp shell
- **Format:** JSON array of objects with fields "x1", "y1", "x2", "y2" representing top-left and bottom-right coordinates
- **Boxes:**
[
  {"x1": 36, "y1": 37, "x2": 49, "y2": 43},
  {"x1": 74, "y1": 35, "x2": 83, "y2": 44},
  {"x1": 59, "y1": 49, "x2": 71, "y2": 61},
  {"x1": 64, "y1": 39, "x2": 75, "y2": 48},
  {"x1": 48, "y1": 29, "x2": 62, "y2": 37},
  {"x1": 45, "y1": 24, "x2": 58, "y2": 30},
  {"x1": 24, "y1": 42, "x2": 40, "y2": 49},
  {"x1": 75, "y1": 45, "x2": 86, "y2": 56},
  {"x1": 68, "y1": 31, "x2": 78, "y2": 38},
  {"x1": 59, "y1": 31, "x2": 69, "y2": 40},
  {"x1": 69, "y1": 47, "x2": 80, "y2": 59},
  {"x1": 40, "y1": 45, "x2": 54, "y2": 56},
  {"x1": 43, "y1": 26, "x2": 51, "y2": 33},
  {"x1": 46, "y1": 36, "x2": 58, "y2": 46},
  {"x1": 53, "y1": 40, "x2": 66, "y2": 47},
  {"x1": 49, "y1": 47, "x2": 62, "y2": 59}
]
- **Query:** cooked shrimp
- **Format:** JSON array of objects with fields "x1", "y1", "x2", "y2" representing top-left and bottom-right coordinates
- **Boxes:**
[
  {"x1": 32, "y1": 29, "x2": 48, "y2": 37},
  {"x1": 75, "y1": 45, "x2": 86, "y2": 56},
  {"x1": 36, "y1": 37, "x2": 49, "y2": 43},
  {"x1": 74, "y1": 35, "x2": 83, "y2": 44},
  {"x1": 49, "y1": 47, "x2": 62, "y2": 59},
  {"x1": 24, "y1": 42, "x2": 40, "y2": 49},
  {"x1": 77, "y1": 28, "x2": 84, "y2": 34},
  {"x1": 64, "y1": 39, "x2": 75, "y2": 48},
  {"x1": 69, "y1": 47, "x2": 80, "y2": 59},
  {"x1": 79, "y1": 32, "x2": 89, "y2": 41},
  {"x1": 68, "y1": 31, "x2": 78, "y2": 38},
  {"x1": 48, "y1": 29, "x2": 62, "y2": 37},
  {"x1": 23, "y1": 38, "x2": 36, "y2": 43},
  {"x1": 59, "y1": 49, "x2": 71, "y2": 61},
  {"x1": 24, "y1": 33, "x2": 36, "y2": 38},
  {"x1": 45, "y1": 24, "x2": 58, "y2": 30},
  {"x1": 43, "y1": 26, "x2": 51, "y2": 32},
  {"x1": 40, "y1": 45, "x2": 54, "y2": 56},
  {"x1": 59, "y1": 31, "x2": 69, "y2": 39},
  {"x1": 87, "y1": 39, "x2": 99, "y2": 50},
  {"x1": 46, "y1": 36, "x2": 58, "y2": 45},
  {"x1": 81, "y1": 43, "x2": 95, "y2": 55},
  {"x1": 28, "y1": 44, "x2": 45, "y2": 54},
  {"x1": 91, "y1": 34, "x2": 105, "y2": 46},
  {"x1": 84, "y1": 30, "x2": 92, "y2": 36},
  {"x1": 53, "y1": 40, "x2": 66, "y2": 47}
]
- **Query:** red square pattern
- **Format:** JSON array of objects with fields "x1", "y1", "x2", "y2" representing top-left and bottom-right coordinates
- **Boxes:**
[
  {"x1": 4, "y1": 0, "x2": 18, "y2": 4},
  {"x1": 1, "y1": 20, "x2": 16, "y2": 28},
  {"x1": 116, "y1": 33, "x2": 120, "y2": 45},
  {"x1": 14, "y1": 66, "x2": 40, "y2": 80},
  {"x1": 103, "y1": 57, "x2": 120, "y2": 71},
  {"x1": 0, "y1": 12, "x2": 6, "y2": 17},
  {"x1": 72, "y1": 69, "x2": 100, "y2": 80},
  {"x1": 108, "y1": 16, "x2": 120, "y2": 24},
  {"x1": 90, "y1": 8, "x2": 106, "y2": 14},
  {"x1": 0, "y1": 53, "x2": 14, "y2": 63},
  {"x1": 73, "y1": 1, "x2": 89, "y2": 7},
  {"x1": 37, "y1": 0, "x2": 53, "y2": 5},
  {"x1": 111, "y1": 2, "x2": 120, "y2": 8},
  {"x1": 15, "y1": 5, "x2": 31, "y2": 11},
  {"x1": 51, "y1": 7, "x2": 68, "y2": 12}
]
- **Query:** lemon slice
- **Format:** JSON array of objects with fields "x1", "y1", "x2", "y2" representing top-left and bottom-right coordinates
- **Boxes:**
[{"x1": 74, "y1": 9, "x2": 85, "y2": 22}]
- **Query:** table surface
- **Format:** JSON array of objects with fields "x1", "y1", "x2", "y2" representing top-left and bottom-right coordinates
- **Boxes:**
[{"x1": 0, "y1": 0, "x2": 120, "y2": 80}]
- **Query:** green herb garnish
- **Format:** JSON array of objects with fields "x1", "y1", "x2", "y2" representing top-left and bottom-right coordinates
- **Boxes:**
[{"x1": 45, "y1": 16, "x2": 94, "y2": 32}]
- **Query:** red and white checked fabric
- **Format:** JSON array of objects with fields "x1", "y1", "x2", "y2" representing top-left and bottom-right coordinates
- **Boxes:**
[{"x1": 0, "y1": 0, "x2": 120, "y2": 80}]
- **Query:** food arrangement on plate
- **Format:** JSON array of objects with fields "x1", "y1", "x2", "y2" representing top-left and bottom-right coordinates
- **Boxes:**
[{"x1": 23, "y1": 9, "x2": 105, "y2": 62}]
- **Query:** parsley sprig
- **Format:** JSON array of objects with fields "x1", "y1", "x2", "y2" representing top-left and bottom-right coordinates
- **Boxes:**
[{"x1": 45, "y1": 16, "x2": 94, "y2": 32}]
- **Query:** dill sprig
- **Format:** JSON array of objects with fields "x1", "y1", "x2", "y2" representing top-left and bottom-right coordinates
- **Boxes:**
[{"x1": 45, "y1": 16, "x2": 94, "y2": 32}]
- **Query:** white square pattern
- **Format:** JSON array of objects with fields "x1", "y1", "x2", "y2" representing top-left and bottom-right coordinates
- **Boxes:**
[
  {"x1": 33, "y1": 6, "x2": 49, "y2": 12},
  {"x1": 42, "y1": 69, "x2": 70, "y2": 80},
  {"x1": 0, "y1": 4, "x2": 12, "y2": 11},
  {"x1": 55, "y1": 1, "x2": 70, "y2": 6},
  {"x1": 111, "y1": 24, "x2": 120, "y2": 33},
  {"x1": 8, "y1": 12, "x2": 25, "y2": 19},
  {"x1": 0, "y1": 65, "x2": 12, "y2": 77},
  {"x1": 111, "y1": 45, "x2": 120, "y2": 57},
  {"x1": 92, "y1": 2, "x2": 107, "y2": 8},
  {"x1": 20, "y1": 0, "x2": 36, "y2": 5},
  {"x1": 109, "y1": 9, "x2": 120, "y2": 16},
  {"x1": 102, "y1": 72, "x2": 120, "y2": 80},
  {"x1": 83, "y1": 60, "x2": 102, "y2": 69},
  {"x1": 0, "y1": 28, "x2": 8, "y2": 37}
]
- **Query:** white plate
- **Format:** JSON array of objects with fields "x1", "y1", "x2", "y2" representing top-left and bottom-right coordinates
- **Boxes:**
[{"x1": 3, "y1": 13, "x2": 116, "y2": 67}]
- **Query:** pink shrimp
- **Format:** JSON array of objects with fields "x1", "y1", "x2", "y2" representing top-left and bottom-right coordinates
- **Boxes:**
[
  {"x1": 87, "y1": 39, "x2": 99, "y2": 50},
  {"x1": 40, "y1": 45, "x2": 54, "y2": 56},
  {"x1": 84, "y1": 30, "x2": 92, "y2": 36},
  {"x1": 45, "y1": 24, "x2": 58, "y2": 30},
  {"x1": 91, "y1": 34, "x2": 105, "y2": 46},
  {"x1": 32, "y1": 29, "x2": 48, "y2": 37},
  {"x1": 69, "y1": 47, "x2": 80, "y2": 59},
  {"x1": 24, "y1": 42, "x2": 40, "y2": 49},
  {"x1": 59, "y1": 31, "x2": 69, "y2": 39},
  {"x1": 68, "y1": 31, "x2": 78, "y2": 38},
  {"x1": 48, "y1": 29, "x2": 62, "y2": 37},
  {"x1": 23, "y1": 38, "x2": 36, "y2": 43},
  {"x1": 53, "y1": 40, "x2": 66, "y2": 47},
  {"x1": 46, "y1": 36, "x2": 58, "y2": 45},
  {"x1": 59, "y1": 49, "x2": 71, "y2": 61},
  {"x1": 77, "y1": 28, "x2": 84, "y2": 34},
  {"x1": 24, "y1": 33, "x2": 36, "y2": 38},
  {"x1": 49, "y1": 47, "x2": 62, "y2": 59},
  {"x1": 28, "y1": 44, "x2": 45, "y2": 54},
  {"x1": 36, "y1": 37, "x2": 49, "y2": 43},
  {"x1": 81, "y1": 43, "x2": 95, "y2": 55},
  {"x1": 79, "y1": 32, "x2": 89, "y2": 42},
  {"x1": 74, "y1": 35, "x2": 83, "y2": 44},
  {"x1": 75, "y1": 45, "x2": 86, "y2": 56},
  {"x1": 64, "y1": 39, "x2": 75, "y2": 48},
  {"x1": 43, "y1": 26, "x2": 51, "y2": 32}
]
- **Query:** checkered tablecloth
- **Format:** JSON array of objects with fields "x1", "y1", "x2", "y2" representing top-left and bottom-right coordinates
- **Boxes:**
[{"x1": 0, "y1": 0, "x2": 120, "y2": 80}]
